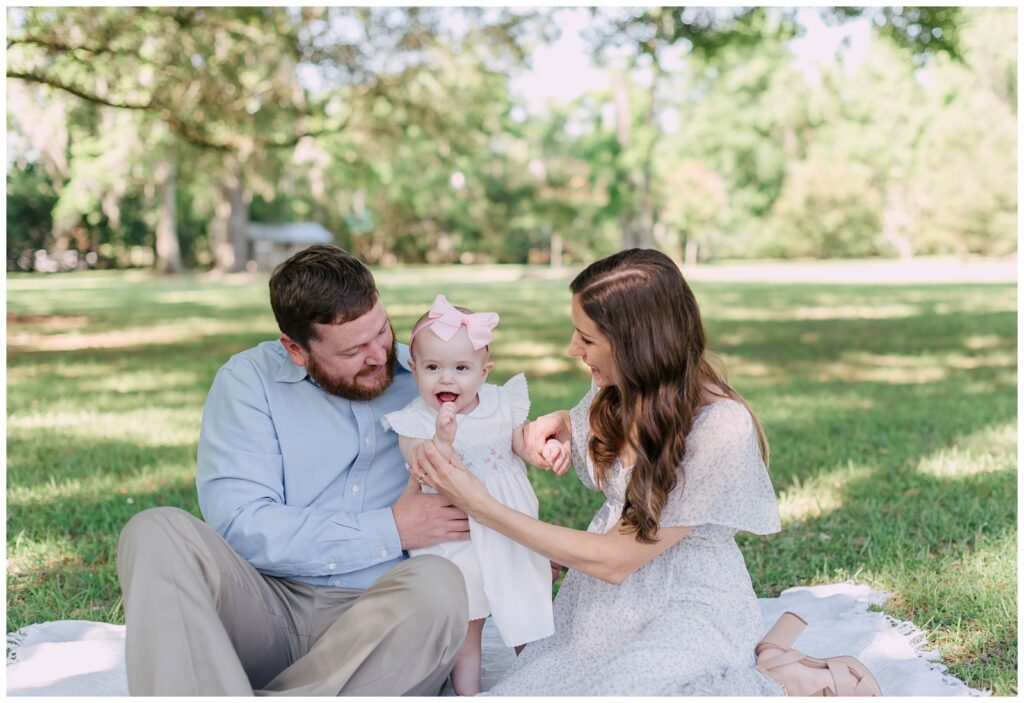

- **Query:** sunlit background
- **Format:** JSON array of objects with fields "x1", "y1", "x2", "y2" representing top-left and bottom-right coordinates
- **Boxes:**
[
  {"x1": 5, "y1": 7, "x2": 1018, "y2": 694},
  {"x1": 6, "y1": 6, "x2": 1016, "y2": 273}
]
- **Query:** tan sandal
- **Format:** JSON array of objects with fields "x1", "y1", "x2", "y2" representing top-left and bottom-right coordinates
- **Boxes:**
[{"x1": 755, "y1": 611, "x2": 882, "y2": 696}]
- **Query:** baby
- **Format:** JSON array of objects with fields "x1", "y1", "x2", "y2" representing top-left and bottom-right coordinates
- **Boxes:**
[{"x1": 382, "y1": 294, "x2": 566, "y2": 695}]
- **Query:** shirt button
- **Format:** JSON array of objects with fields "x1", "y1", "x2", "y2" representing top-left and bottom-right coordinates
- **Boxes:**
[
  {"x1": 364, "y1": 436, "x2": 371, "y2": 446},
  {"x1": 380, "y1": 549, "x2": 388, "y2": 557},
  {"x1": 352, "y1": 485, "x2": 360, "y2": 493},
  {"x1": 328, "y1": 562, "x2": 336, "y2": 570}
]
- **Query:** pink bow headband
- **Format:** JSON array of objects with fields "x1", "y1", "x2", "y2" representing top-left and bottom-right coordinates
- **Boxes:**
[{"x1": 408, "y1": 294, "x2": 499, "y2": 351}]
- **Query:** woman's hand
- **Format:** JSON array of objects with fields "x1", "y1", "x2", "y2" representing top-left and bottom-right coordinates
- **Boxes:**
[
  {"x1": 391, "y1": 475, "x2": 471, "y2": 550},
  {"x1": 521, "y1": 411, "x2": 572, "y2": 475},
  {"x1": 409, "y1": 440, "x2": 496, "y2": 520},
  {"x1": 542, "y1": 438, "x2": 570, "y2": 475}
]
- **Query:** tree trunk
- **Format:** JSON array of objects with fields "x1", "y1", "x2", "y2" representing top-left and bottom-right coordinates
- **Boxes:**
[
  {"x1": 210, "y1": 156, "x2": 250, "y2": 273},
  {"x1": 684, "y1": 237, "x2": 699, "y2": 267},
  {"x1": 154, "y1": 157, "x2": 183, "y2": 273},
  {"x1": 613, "y1": 69, "x2": 641, "y2": 249},
  {"x1": 614, "y1": 64, "x2": 662, "y2": 250},
  {"x1": 550, "y1": 233, "x2": 562, "y2": 270},
  {"x1": 881, "y1": 182, "x2": 914, "y2": 261},
  {"x1": 50, "y1": 215, "x2": 75, "y2": 254},
  {"x1": 635, "y1": 70, "x2": 660, "y2": 250}
]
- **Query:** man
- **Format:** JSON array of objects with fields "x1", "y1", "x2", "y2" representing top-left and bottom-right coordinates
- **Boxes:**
[{"x1": 116, "y1": 245, "x2": 471, "y2": 695}]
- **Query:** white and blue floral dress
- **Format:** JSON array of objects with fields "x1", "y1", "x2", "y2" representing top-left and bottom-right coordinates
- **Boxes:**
[{"x1": 485, "y1": 385, "x2": 785, "y2": 695}]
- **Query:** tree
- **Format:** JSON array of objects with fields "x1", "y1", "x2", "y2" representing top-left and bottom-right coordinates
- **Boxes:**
[
  {"x1": 7, "y1": 7, "x2": 546, "y2": 270},
  {"x1": 578, "y1": 7, "x2": 792, "y2": 251},
  {"x1": 906, "y1": 10, "x2": 1017, "y2": 258},
  {"x1": 658, "y1": 160, "x2": 729, "y2": 264},
  {"x1": 6, "y1": 161, "x2": 59, "y2": 271},
  {"x1": 576, "y1": 6, "x2": 966, "y2": 253},
  {"x1": 8, "y1": 8, "x2": 309, "y2": 270}
]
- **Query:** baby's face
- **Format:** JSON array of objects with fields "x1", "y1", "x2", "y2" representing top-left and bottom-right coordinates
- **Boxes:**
[{"x1": 410, "y1": 327, "x2": 493, "y2": 414}]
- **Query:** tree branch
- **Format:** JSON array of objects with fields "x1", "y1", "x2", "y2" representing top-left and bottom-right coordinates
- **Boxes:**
[
  {"x1": 8, "y1": 70, "x2": 357, "y2": 152},
  {"x1": 8, "y1": 70, "x2": 233, "y2": 150},
  {"x1": 6, "y1": 70, "x2": 152, "y2": 110}
]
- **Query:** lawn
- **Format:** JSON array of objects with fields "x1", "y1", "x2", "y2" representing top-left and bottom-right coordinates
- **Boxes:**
[{"x1": 6, "y1": 266, "x2": 1018, "y2": 694}]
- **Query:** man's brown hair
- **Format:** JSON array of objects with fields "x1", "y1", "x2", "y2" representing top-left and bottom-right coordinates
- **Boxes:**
[{"x1": 269, "y1": 244, "x2": 378, "y2": 349}]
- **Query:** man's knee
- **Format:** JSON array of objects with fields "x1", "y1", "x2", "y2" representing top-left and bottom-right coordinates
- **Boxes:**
[
  {"x1": 117, "y1": 507, "x2": 207, "y2": 578},
  {"x1": 402, "y1": 555, "x2": 469, "y2": 627},
  {"x1": 119, "y1": 507, "x2": 196, "y2": 551}
]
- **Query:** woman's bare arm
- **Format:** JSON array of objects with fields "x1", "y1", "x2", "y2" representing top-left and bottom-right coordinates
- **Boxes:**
[{"x1": 410, "y1": 440, "x2": 691, "y2": 584}]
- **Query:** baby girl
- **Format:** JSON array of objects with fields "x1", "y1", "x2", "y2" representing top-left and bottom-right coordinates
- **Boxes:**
[{"x1": 382, "y1": 294, "x2": 566, "y2": 695}]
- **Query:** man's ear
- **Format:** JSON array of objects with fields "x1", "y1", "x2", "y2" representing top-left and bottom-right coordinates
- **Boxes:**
[{"x1": 279, "y1": 334, "x2": 309, "y2": 367}]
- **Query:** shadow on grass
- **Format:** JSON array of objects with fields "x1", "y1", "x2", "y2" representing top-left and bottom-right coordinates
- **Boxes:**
[
  {"x1": 711, "y1": 310, "x2": 1016, "y2": 365},
  {"x1": 7, "y1": 432, "x2": 198, "y2": 491},
  {"x1": 740, "y1": 460, "x2": 1017, "y2": 694},
  {"x1": 7, "y1": 479, "x2": 203, "y2": 631},
  {"x1": 5, "y1": 275, "x2": 1016, "y2": 689},
  {"x1": 759, "y1": 378, "x2": 1016, "y2": 488}
]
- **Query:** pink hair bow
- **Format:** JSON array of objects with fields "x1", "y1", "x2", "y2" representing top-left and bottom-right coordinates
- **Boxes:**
[{"x1": 409, "y1": 294, "x2": 499, "y2": 351}]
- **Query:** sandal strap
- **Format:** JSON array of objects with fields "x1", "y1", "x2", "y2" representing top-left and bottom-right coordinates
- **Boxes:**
[
  {"x1": 850, "y1": 667, "x2": 879, "y2": 695},
  {"x1": 824, "y1": 658, "x2": 858, "y2": 696},
  {"x1": 753, "y1": 641, "x2": 784, "y2": 659},
  {"x1": 853, "y1": 677, "x2": 874, "y2": 695},
  {"x1": 831, "y1": 656, "x2": 882, "y2": 696},
  {"x1": 756, "y1": 647, "x2": 806, "y2": 671}
]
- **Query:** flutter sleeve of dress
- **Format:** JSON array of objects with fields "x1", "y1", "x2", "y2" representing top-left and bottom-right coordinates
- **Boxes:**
[
  {"x1": 501, "y1": 372, "x2": 531, "y2": 428},
  {"x1": 568, "y1": 382, "x2": 599, "y2": 491},
  {"x1": 659, "y1": 400, "x2": 781, "y2": 535},
  {"x1": 380, "y1": 399, "x2": 435, "y2": 440}
]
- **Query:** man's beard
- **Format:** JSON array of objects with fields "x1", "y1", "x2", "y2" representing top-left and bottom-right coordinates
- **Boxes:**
[{"x1": 306, "y1": 342, "x2": 398, "y2": 401}]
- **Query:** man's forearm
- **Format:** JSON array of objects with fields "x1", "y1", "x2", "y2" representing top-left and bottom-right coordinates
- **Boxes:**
[{"x1": 201, "y1": 492, "x2": 403, "y2": 578}]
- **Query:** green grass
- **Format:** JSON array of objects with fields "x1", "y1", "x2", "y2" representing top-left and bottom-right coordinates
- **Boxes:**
[{"x1": 6, "y1": 266, "x2": 1017, "y2": 694}]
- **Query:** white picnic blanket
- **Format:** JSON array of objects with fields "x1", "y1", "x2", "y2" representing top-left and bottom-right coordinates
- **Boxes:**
[{"x1": 6, "y1": 582, "x2": 988, "y2": 696}]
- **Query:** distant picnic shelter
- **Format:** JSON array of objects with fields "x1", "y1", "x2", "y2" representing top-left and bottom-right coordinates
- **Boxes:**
[{"x1": 247, "y1": 222, "x2": 334, "y2": 271}]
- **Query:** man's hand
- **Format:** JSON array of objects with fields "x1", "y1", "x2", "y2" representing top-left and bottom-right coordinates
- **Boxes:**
[
  {"x1": 391, "y1": 475, "x2": 470, "y2": 551},
  {"x1": 522, "y1": 411, "x2": 571, "y2": 475},
  {"x1": 549, "y1": 559, "x2": 564, "y2": 584}
]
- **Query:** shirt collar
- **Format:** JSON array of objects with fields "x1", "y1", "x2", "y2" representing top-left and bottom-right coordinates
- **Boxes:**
[
  {"x1": 396, "y1": 343, "x2": 412, "y2": 372},
  {"x1": 466, "y1": 382, "x2": 498, "y2": 419},
  {"x1": 275, "y1": 342, "x2": 307, "y2": 383},
  {"x1": 274, "y1": 341, "x2": 412, "y2": 383}
]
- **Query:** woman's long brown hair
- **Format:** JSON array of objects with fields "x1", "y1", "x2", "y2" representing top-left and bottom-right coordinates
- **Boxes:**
[{"x1": 571, "y1": 248, "x2": 769, "y2": 544}]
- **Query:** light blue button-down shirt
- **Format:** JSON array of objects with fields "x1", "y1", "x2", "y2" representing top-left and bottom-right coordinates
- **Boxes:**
[{"x1": 196, "y1": 340, "x2": 418, "y2": 589}]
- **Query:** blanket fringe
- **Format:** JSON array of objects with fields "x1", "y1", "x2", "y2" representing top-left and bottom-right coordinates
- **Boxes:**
[
  {"x1": 7, "y1": 627, "x2": 29, "y2": 664},
  {"x1": 882, "y1": 613, "x2": 991, "y2": 697}
]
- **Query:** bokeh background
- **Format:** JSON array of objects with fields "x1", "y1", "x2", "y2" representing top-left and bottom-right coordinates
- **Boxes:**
[
  {"x1": 6, "y1": 6, "x2": 1017, "y2": 271},
  {"x1": 6, "y1": 6, "x2": 1018, "y2": 695}
]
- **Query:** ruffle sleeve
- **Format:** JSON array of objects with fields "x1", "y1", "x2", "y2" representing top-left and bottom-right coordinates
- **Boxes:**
[
  {"x1": 380, "y1": 399, "x2": 435, "y2": 440},
  {"x1": 502, "y1": 372, "x2": 531, "y2": 428},
  {"x1": 659, "y1": 400, "x2": 781, "y2": 535},
  {"x1": 568, "y1": 382, "x2": 599, "y2": 491}
]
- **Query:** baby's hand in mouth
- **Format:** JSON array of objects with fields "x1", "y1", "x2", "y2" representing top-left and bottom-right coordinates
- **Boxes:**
[
  {"x1": 435, "y1": 401, "x2": 458, "y2": 450},
  {"x1": 435, "y1": 392, "x2": 459, "y2": 406}
]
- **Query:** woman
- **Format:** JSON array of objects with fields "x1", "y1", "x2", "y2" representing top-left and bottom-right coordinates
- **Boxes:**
[{"x1": 411, "y1": 248, "x2": 879, "y2": 696}]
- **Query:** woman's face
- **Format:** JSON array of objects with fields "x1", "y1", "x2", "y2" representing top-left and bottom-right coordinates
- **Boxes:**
[{"x1": 569, "y1": 295, "x2": 619, "y2": 387}]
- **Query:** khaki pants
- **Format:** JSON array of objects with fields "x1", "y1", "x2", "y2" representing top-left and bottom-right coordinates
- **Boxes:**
[{"x1": 117, "y1": 507, "x2": 467, "y2": 696}]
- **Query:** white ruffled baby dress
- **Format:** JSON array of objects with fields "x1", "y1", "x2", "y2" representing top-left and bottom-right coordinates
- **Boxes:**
[{"x1": 381, "y1": 373, "x2": 554, "y2": 648}]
